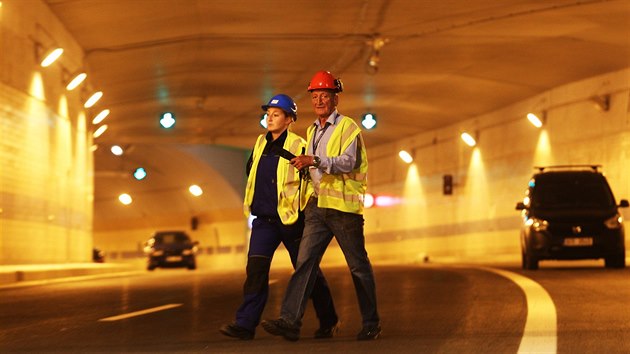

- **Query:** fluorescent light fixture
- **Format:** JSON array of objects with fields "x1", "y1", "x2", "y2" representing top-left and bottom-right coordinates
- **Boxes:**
[
  {"x1": 93, "y1": 124, "x2": 108, "y2": 138},
  {"x1": 398, "y1": 150, "x2": 413, "y2": 164},
  {"x1": 189, "y1": 184, "x2": 203, "y2": 197},
  {"x1": 461, "y1": 132, "x2": 476, "y2": 147},
  {"x1": 92, "y1": 109, "x2": 110, "y2": 125},
  {"x1": 40, "y1": 47, "x2": 63, "y2": 67},
  {"x1": 110, "y1": 145, "x2": 123, "y2": 156},
  {"x1": 84, "y1": 91, "x2": 103, "y2": 108},
  {"x1": 526, "y1": 113, "x2": 543, "y2": 128},
  {"x1": 66, "y1": 72, "x2": 87, "y2": 90}
]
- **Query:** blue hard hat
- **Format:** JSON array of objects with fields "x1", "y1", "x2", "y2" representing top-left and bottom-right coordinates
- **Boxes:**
[{"x1": 261, "y1": 94, "x2": 298, "y2": 120}]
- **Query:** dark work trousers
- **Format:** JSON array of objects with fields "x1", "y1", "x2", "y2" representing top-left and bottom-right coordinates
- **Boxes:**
[{"x1": 235, "y1": 215, "x2": 338, "y2": 332}]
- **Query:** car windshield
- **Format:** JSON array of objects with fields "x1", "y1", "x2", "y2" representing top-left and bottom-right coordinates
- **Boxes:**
[
  {"x1": 155, "y1": 233, "x2": 189, "y2": 244},
  {"x1": 531, "y1": 174, "x2": 615, "y2": 209}
]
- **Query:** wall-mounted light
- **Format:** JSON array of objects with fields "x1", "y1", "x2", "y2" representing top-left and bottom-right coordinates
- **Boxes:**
[
  {"x1": 189, "y1": 184, "x2": 203, "y2": 197},
  {"x1": 526, "y1": 113, "x2": 544, "y2": 128},
  {"x1": 39, "y1": 47, "x2": 63, "y2": 67},
  {"x1": 461, "y1": 132, "x2": 477, "y2": 147},
  {"x1": 591, "y1": 95, "x2": 610, "y2": 111},
  {"x1": 398, "y1": 150, "x2": 413, "y2": 164},
  {"x1": 65, "y1": 72, "x2": 87, "y2": 90},
  {"x1": 118, "y1": 193, "x2": 132, "y2": 205},
  {"x1": 84, "y1": 91, "x2": 103, "y2": 108},
  {"x1": 361, "y1": 113, "x2": 377, "y2": 130},
  {"x1": 92, "y1": 109, "x2": 110, "y2": 125},
  {"x1": 110, "y1": 145, "x2": 124, "y2": 156},
  {"x1": 93, "y1": 124, "x2": 108, "y2": 138}
]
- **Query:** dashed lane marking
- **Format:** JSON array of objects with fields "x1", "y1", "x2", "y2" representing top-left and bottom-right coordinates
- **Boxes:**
[
  {"x1": 98, "y1": 303, "x2": 183, "y2": 322},
  {"x1": 480, "y1": 267, "x2": 557, "y2": 354}
]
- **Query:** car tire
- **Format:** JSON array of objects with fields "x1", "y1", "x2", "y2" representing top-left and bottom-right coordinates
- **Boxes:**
[
  {"x1": 604, "y1": 253, "x2": 626, "y2": 269},
  {"x1": 522, "y1": 251, "x2": 539, "y2": 270},
  {"x1": 147, "y1": 264, "x2": 156, "y2": 271},
  {"x1": 187, "y1": 263, "x2": 197, "y2": 270}
]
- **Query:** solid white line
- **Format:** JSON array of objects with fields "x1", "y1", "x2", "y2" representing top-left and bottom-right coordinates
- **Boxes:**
[
  {"x1": 98, "y1": 303, "x2": 183, "y2": 322},
  {"x1": 480, "y1": 267, "x2": 557, "y2": 354}
]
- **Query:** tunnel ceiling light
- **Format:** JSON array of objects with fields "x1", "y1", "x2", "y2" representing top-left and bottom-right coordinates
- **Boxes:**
[
  {"x1": 66, "y1": 72, "x2": 87, "y2": 90},
  {"x1": 84, "y1": 91, "x2": 103, "y2": 108},
  {"x1": 92, "y1": 109, "x2": 110, "y2": 125},
  {"x1": 398, "y1": 150, "x2": 413, "y2": 164},
  {"x1": 526, "y1": 113, "x2": 543, "y2": 128},
  {"x1": 40, "y1": 47, "x2": 63, "y2": 67},
  {"x1": 93, "y1": 124, "x2": 108, "y2": 138},
  {"x1": 461, "y1": 132, "x2": 477, "y2": 147},
  {"x1": 110, "y1": 145, "x2": 123, "y2": 156},
  {"x1": 361, "y1": 113, "x2": 377, "y2": 130},
  {"x1": 189, "y1": 184, "x2": 203, "y2": 197},
  {"x1": 118, "y1": 193, "x2": 132, "y2": 205}
]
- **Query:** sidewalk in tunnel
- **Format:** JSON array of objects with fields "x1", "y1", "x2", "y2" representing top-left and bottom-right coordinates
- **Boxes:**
[{"x1": 0, "y1": 262, "x2": 144, "y2": 289}]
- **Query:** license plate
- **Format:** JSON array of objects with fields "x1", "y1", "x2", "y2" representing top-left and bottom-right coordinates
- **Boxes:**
[
  {"x1": 563, "y1": 237, "x2": 593, "y2": 246},
  {"x1": 166, "y1": 256, "x2": 182, "y2": 262}
]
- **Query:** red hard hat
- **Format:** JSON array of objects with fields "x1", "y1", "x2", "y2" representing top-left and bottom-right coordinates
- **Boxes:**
[{"x1": 307, "y1": 70, "x2": 343, "y2": 93}]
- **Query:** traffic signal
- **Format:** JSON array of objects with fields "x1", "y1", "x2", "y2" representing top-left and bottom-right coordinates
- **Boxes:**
[
  {"x1": 160, "y1": 112, "x2": 175, "y2": 128},
  {"x1": 133, "y1": 167, "x2": 147, "y2": 180},
  {"x1": 443, "y1": 174, "x2": 453, "y2": 195},
  {"x1": 361, "y1": 113, "x2": 377, "y2": 130}
]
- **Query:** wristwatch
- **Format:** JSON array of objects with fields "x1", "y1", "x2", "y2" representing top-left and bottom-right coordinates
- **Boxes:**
[{"x1": 313, "y1": 155, "x2": 321, "y2": 168}]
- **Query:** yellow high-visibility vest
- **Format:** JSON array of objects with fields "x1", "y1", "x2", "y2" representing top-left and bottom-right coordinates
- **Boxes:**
[
  {"x1": 301, "y1": 116, "x2": 368, "y2": 214},
  {"x1": 244, "y1": 131, "x2": 305, "y2": 225}
]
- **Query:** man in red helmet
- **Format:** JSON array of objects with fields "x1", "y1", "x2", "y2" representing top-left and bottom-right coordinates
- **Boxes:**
[
  {"x1": 219, "y1": 94, "x2": 338, "y2": 340},
  {"x1": 262, "y1": 72, "x2": 381, "y2": 341}
]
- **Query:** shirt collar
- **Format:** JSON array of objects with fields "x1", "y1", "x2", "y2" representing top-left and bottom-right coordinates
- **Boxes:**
[
  {"x1": 265, "y1": 129, "x2": 288, "y2": 144},
  {"x1": 314, "y1": 110, "x2": 340, "y2": 128}
]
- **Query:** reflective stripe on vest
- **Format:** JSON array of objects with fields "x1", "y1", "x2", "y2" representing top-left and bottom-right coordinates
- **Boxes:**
[
  {"x1": 304, "y1": 116, "x2": 368, "y2": 214},
  {"x1": 243, "y1": 132, "x2": 306, "y2": 225}
]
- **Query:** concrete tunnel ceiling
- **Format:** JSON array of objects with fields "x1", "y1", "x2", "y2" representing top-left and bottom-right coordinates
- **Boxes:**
[{"x1": 41, "y1": 0, "x2": 630, "y2": 227}]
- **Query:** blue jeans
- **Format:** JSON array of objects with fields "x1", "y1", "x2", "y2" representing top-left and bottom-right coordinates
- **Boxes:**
[
  {"x1": 280, "y1": 198, "x2": 380, "y2": 328},
  {"x1": 235, "y1": 215, "x2": 338, "y2": 332}
]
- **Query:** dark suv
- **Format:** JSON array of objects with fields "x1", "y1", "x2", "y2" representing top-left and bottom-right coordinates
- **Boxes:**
[
  {"x1": 516, "y1": 165, "x2": 628, "y2": 270},
  {"x1": 144, "y1": 231, "x2": 198, "y2": 271}
]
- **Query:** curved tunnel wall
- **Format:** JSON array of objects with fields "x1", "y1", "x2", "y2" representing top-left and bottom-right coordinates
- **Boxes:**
[
  {"x1": 1, "y1": 1, "x2": 628, "y2": 267},
  {"x1": 363, "y1": 68, "x2": 630, "y2": 264}
]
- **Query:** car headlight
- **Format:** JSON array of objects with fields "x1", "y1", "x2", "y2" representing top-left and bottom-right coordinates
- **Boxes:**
[
  {"x1": 182, "y1": 249, "x2": 193, "y2": 256},
  {"x1": 526, "y1": 217, "x2": 548, "y2": 231},
  {"x1": 604, "y1": 213, "x2": 623, "y2": 229},
  {"x1": 151, "y1": 250, "x2": 164, "y2": 256}
]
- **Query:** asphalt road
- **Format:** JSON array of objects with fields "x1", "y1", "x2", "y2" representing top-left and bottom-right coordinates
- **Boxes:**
[{"x1": 1, "y1": 260, "x2": 629, "y2": 353}]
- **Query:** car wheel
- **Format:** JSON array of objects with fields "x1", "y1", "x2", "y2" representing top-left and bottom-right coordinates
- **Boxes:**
[
  {"x1": 147, "y1": 264, "x2": 156, "y2": 271},
  {"x1": 604, "y1": 253, "x2": 626, "y2": 268},
  {"x1": 187, "y1": 263, "x2": 197, "y2": 270},
  {"x1": 522, "y1": 251, "x2": 539, "y2": 270}
]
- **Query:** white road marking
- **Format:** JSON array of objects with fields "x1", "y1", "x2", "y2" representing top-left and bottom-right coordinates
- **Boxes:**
[
  {"x1": 98, "y1": 303, "x2": 183, "y2": 322},
  {"x1": 480, "y1": 267, "x2": 557, "y2": 354}
]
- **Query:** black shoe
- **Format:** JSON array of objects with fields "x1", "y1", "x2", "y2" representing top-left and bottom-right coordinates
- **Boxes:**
[
  {"x1": 219, "y1": 322, "x2": 254, "y2": 340},
  {"x1": 261, "y1": 318, "x2": 300, "y2": 341},
  {"x1": 314, "y1": 322, "x2": 339, "y2": 339},
  {"x1": 357, "y1": 325, "x2": 381, "y2": 340}
]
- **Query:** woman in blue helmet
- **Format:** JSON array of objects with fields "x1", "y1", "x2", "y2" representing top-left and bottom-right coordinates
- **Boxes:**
[{"x1": 219, "y1": 94, "x2": 338, "y2": 340}]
